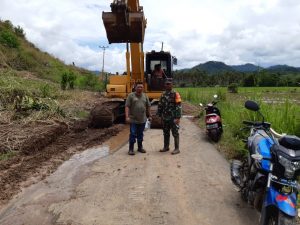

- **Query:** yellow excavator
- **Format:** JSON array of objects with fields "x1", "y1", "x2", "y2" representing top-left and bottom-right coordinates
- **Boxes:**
[{"x1": 90, "y1": 0, "x2": 176, "y2": 128}]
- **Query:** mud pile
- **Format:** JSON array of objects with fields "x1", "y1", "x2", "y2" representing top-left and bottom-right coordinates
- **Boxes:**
[{"x1": 0, "y1": 118, "x2": 124, "y2": 206}]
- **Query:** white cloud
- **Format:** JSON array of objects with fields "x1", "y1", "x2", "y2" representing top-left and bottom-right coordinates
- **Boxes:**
[{"x1": 0, "y1": 0, "x2": 299, "y2": 72}]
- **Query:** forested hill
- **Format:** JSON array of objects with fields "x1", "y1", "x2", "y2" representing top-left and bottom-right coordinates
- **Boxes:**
[
  {"x1": 190, "y1": 61, "x2": 234, "y2": 74},
  {"x1": 0, "y1": 19, "x2": 100, "y2": 90},
  {"x1": 174, "y1": 61, "x2": 300, "y2": 87},
  {"x1": 179, "y1": 61, "x2": 300, "y2": 75}
]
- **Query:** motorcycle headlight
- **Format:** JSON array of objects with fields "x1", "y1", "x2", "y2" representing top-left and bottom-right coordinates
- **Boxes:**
[{"x1": 278, "y1": 155, "x2": 300, "y2": 179}]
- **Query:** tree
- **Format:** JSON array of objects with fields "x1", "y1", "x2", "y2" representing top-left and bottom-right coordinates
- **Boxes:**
[
  {"x1": 14, "y1": 25, "x2": 25, "y2": 37},
  {"x1": 243, "y1": 74, "x2": 255, "y2": 87},
  {"x1": 0, "y1": 30, "x2": 20, "y2": 48}
]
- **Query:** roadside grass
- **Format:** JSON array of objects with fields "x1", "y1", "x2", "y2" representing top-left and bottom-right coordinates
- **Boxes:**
[
  {"x1": 0, "y1": 20, "x2": 104, "y2": 161},
  {"x1": 0, "y1": 151, "x2": 17, "y2": 161},
  {"x1": 0, "y1": 69, "x2": 62, "y2": 109},
  {"x1": 176, "y1": 87, "x2": 300, "y2": 159},
  {"x1": 0, "y1": 69, "x2": 100, "y2": 124},
  {"x1": 0, "y1": 69, "x2": 103, "y2": 160}
]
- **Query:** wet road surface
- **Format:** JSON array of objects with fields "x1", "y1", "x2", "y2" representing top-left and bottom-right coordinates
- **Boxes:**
[{"x1": 0, "y1": 118, "x2": 258, "y2": 225}]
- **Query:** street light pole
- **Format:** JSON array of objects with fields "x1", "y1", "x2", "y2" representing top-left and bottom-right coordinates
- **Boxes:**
[{"x1": 99, "y1": 46, "x2": 109, "y2": 81}]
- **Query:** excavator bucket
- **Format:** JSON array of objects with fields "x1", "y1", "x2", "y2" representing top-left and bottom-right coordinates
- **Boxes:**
[{"x1": 102, "y1": 2, "x2": 146, "y2": 43}]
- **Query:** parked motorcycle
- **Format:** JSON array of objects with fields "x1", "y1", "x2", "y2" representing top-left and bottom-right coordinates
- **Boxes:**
[
  {"x1": 200, "y1": 95, "x2": 223, "y2": 142},
  {"x1": 231, "y1": 100, "x2": 300, "y2": 225}
]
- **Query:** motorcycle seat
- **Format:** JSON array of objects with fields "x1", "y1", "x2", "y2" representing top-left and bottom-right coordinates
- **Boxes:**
[{"x1": 279, "y1": 135, "x2": 300, "y2": 151}]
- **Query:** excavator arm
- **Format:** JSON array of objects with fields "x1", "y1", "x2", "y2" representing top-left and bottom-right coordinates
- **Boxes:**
[
  {"x1": 89, "y1": 0, "x2": 146, "y2": 128},
  {"x1": 102, "y1": 0, "x2": 146, "y2": 90},
  {"x1": 90, "y1": 0, "x2": 168, "y2": 128}
]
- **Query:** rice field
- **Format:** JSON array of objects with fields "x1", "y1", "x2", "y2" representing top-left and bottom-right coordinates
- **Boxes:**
[{"x1": 176, "y1": 87, "x2": 300, "y2": 158}]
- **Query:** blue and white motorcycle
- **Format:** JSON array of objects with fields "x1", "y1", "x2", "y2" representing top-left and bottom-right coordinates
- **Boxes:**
[{"x1": 231, "y1": 100, "x2": 300, "y2": 225}]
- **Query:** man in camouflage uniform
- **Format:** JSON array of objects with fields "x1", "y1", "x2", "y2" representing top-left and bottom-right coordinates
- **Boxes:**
[{"x1": 157, "y1": 79, "x2": 182, "y2": 155}]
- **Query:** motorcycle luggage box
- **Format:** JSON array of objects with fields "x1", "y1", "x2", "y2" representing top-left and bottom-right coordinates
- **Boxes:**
[{"x1": 279, "y1": 135, "x2": 300, "y2": 151}]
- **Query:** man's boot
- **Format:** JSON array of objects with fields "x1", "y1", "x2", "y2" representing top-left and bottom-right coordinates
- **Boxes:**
[
  {"x1": 128, "y1": 142, "x2": 135, "y2": 155},
  {"x1": 171, "y1": 136, "x2": 180, "y2": 155},
  {"x1": 159, "y1": 136, "x2": 170, "y2": 152},
  {"x1": 137, "y1": 141, "x2": 146, "y2": 153}
]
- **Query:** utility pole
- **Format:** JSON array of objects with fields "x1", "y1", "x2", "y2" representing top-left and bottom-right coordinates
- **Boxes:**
[{"x1": 99, "y1": 46, "x2": 109, "y2": 81}]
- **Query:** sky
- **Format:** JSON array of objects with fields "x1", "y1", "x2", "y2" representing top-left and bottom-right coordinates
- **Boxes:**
[{"x1": 0, "y1": 0, "x2": 300, "y2": 73}]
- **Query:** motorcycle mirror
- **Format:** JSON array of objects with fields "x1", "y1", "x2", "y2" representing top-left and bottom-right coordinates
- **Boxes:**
[
  {"x1": 213, "y1": 95, "x2": 218, "y2": 99},
  {"x1": 245, "y1": 100, "x2": 260, "y2": 111},
  {"x1": 251, "y1": 153, "x2": 263, "y2": 161}
]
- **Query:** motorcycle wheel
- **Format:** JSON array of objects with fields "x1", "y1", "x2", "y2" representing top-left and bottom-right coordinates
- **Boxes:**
[
  {"x1": 209, "y1": 129, "x2": 220, "y2": 142},
  {"x1": 276, "y1": 211, "x2": 295, "y2": 225},
  {"x1": 262, "y1": 210, "x2": 296, "y2": 225}
]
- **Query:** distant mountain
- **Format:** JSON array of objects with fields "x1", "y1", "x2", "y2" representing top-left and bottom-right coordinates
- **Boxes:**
[
  {"x1": 190, "y1": 61, "x2": 234, "y2": 74},
  {"x1": 91, "y1": 70, "x2": 100, "y2": 75},
  {"x1": 177, "y1": 62, "x2": 300, "y2": 75},
  {"x1": 266, "y1": 65, "x2": 300, "y2": 73},
  {"x1": 231, "y1": 63, "x2": 261, "y2": 72}
]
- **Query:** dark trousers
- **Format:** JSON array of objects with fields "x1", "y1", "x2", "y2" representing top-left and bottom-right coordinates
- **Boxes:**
[
  {"x1": 163, "y1": 120, "x2": 179, "y2": 139},
  {"x1": 129, "y1": 123, "x2": 146, "y2": 144}
]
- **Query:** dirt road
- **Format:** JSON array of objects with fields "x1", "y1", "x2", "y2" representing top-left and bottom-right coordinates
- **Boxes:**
[{"x1": 0, "y1": 118, "x2": 258, "y2": 225}]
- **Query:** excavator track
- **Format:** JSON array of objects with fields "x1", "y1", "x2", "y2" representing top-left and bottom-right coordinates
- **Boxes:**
[{"x1": 89, "y1": 100, "x2": 125, "y2": 128}]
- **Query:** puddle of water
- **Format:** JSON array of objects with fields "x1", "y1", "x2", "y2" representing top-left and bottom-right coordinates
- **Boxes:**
[
  {"x1": 64, "y1": 145, "x2": 109, "y2": 168},
  {"x1": 47, "y1": 145, "x2": 110, "y2": 187},
  {"x1": 263, "y1": 99, "x2": 300, "y2": 104},
  {"x1": 0, "y1": 145, "x2": 111, "y2": 224}
]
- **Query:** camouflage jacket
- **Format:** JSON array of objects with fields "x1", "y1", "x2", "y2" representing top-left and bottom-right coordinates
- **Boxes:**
[{"x1": 157, "y1": 90, "x2": 182, "y2": 121}]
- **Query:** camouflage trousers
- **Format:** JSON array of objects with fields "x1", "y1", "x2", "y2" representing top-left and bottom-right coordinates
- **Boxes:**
[{"x1": 162, "y1": 119, "x2": 179, "y2": 139}]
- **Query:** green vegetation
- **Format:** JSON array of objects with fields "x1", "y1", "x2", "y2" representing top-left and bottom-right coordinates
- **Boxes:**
[
  {"x1": 0, "y1": 20, "x2": 106, "y2": 160},
  {"x1": 0, "y1": 69, "x2": 66, "y2": 120},
  {"x1": 0, "y1": 151, "x2": 17, "y2": 161},
  {"x1": 177, "y1": 87, "x2": 300, "y2": 158},
  {"x1": 61, "y1": 70, "x2": 77, "y2": 90},
  {"x1": 0, "y1": 20, "x2": 102, "y2": 91},
  {"x1": 174, "y1": 64, "x2": 300, "y2": 88}
]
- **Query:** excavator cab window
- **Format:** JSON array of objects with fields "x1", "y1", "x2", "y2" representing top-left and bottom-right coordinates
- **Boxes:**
[
  {"x1": 146, "y1": 51, "x2": 173, "y2": 91},
  {"x1": 150, "y1": 60, "x2": 167, "y2": 72}
]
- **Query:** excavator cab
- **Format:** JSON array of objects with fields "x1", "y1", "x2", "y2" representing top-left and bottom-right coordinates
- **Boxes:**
[{"x1": 145, "y1": 51, "x2": 173, "y2": 91}]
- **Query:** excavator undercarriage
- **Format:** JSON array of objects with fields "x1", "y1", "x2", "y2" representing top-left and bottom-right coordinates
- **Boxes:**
[{"x1": 89, "y1": 100, "x2": 125, "y2": 128}]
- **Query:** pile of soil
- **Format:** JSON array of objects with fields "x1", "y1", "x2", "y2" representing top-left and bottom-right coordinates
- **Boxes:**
[
  {"x1": 0, "y1": 120, "x2": 68, "y2": 154},
  {"x1": 0, "y1": 119, "x2": 124, "y2": 206}
]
